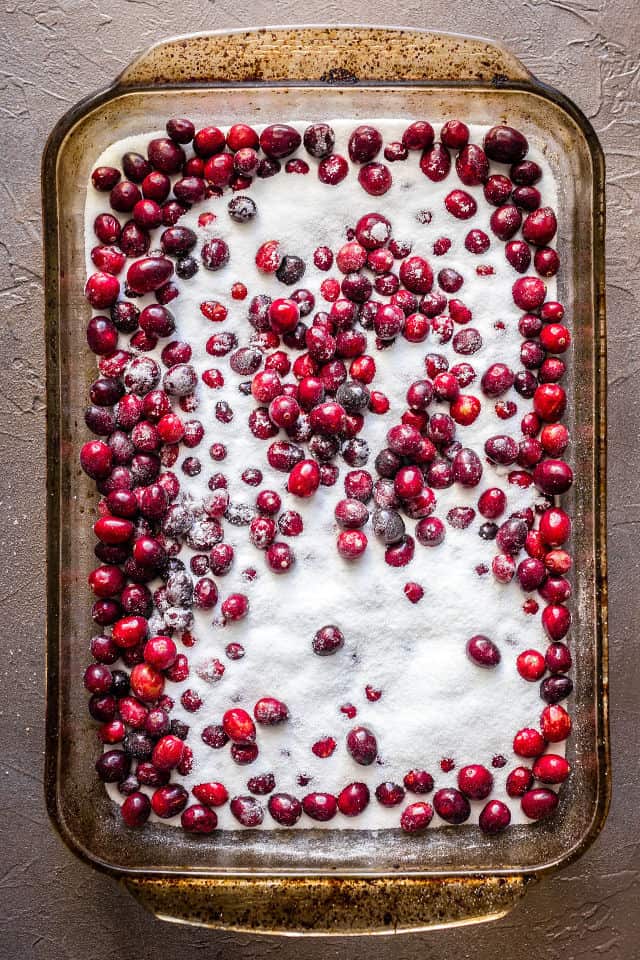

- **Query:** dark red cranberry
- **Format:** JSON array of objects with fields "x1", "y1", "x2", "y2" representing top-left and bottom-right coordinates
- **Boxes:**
[
  {"x1": 490, "y1": 204, "x2": 522, "y2": 241},
  {"x1": 303, "y1": 122, "x2": 335, "y2": 158},
  {"x1": 348, "y1": 124, "x2": 382, "y2": 163},
  {"x1": 521, "y1": 788, "x2": 559, "y2": 820},
  {"x1": 375, "y1": 782, "x2": 406, "y2": 806},
  {"x1": 110, "y1": 181, "x2": 141, "y2": 212},
  {"x1": 433, "y1": 788, "x2": 470, "y2": 824},
  {"x1": 95, "y1": 749, "x2": 130, "y2": 783},
  {"x1": 506, "y1": 240, "x2": 532, "y2": 273},
  {"x1": 466, "y1": 634, "x2": 500, "y2": 667},
  {"x1": 484, "y1": 125, "x2": 528, "y2": 163},
  {"x1": 268, "y1": 793, "x2": 302, "y2": 826},
  {"x1": 479, "y1": 799, "x2": 511, "y2": 834},
  {"x1": 346, "y1": 726, "x2": 378, "y2": 765},
  {"x1": 92, "y1": 166, "x2": 121, "y2": 191},
  {"x1": 201, "y1": 238, "x2": 230, "y2": 271}
]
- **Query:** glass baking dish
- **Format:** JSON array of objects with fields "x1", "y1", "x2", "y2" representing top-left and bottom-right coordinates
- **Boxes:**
[{"x1": 42, "y1": 26, "x2": 609, "y2": 934}]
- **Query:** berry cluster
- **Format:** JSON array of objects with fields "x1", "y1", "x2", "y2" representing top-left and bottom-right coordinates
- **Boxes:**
[{"x1": 82, "y1": 116, "x2": 572, "y2": 835}]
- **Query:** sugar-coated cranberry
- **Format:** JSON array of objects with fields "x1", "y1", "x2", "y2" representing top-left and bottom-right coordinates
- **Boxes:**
[
  {"x1": 420, "y1": 143, "x2": 451, "y2": 181},
  {"x1": 445, "y1": 189, "x2": 477, "y2": 220},
  {"x1": 456, "y1": 143, "x2": 489, "y2": 185},
  {"x1": 358, "y1": 162, "x2": 392, "y2": 196},
  {"x1": 401, "y1": 801, "x2": 434, "y2": 832},
  {"x1": 513, "y1": 275, "x2": 547, "y2": 310},
  {"x1": 336, "y1": 529, "x2": 368, "y2": 559},
  {"x1": 375, "y1": 782, "x2": 405, "y2": 806},
  {"x1": 230, "y1": 795, "x2": 264, "y2": 827},
  {"x1": 201, "y1": 237, "x2": 230, "y2": 271},
  {"x1": 415, "y1": 515, "x2": 445, "y2": 546},
  {"x1": 466, "y1": 634, "x2": 500, "y2": 668},
  {"x1": 303, "y1": 792, "x2": 338, "y2": 821}
]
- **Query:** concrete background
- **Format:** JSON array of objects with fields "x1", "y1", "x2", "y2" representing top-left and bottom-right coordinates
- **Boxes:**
[{"x1": 1, "y1": 2, "x2": 638, "y2": 957}]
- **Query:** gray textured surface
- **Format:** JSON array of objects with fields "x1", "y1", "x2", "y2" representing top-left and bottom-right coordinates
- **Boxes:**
[{"x1": 1, "y1": 3, "x2": 638, "y2": 958}]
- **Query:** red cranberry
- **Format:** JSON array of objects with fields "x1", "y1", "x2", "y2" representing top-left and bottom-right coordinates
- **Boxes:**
[
  {"x1": 375, "y1": 782, "x2": 405, "y2": 806},
  {"x1": 110, "y1": 181, "x2": 141, "y2": 212},
  {"x1": 457, "y1": 764, "x2": 493, "y2": 800},
  {"x1": 336, "y1": 529, "x2": 368, "y2": 559},
  {"x1": 441, "y1": 119, "x2": 468, "y2": 148},
  {"x1": 481, "y1": 362, "x2": 515, "y2": 397},
  {"x1": 456, "y1": 143, "x2": 489, "y2": 185},
  {"x1": 267, "y1": 793, "x2": 301, "y2": 826},
  {"x1": 355, "y1": 213, "x2": 391, "y2": 250},
  {"x1": 337, "y1": 782, "x2": 370, "y2": 816},
  {"x1": 401, "y1": 120, "x2": 434, "y2": 150},
  {"x1": 148, "y1": 137, "x2": 185, "y2": 173},
  {"x1": 151, "y1": 783, "x2": 188, "y2": 819},
  {"x1": 452, "y1": 448, "x2": 483, "y2": 487},
  {"x1": 535, "y1": 247, "x2": 560, "y2": 277},
  {"x1": 521, "y1": 787, "x2": 559, "y2": 820},
  {"x1": 513, "y1": 727, "x2": 545, "y2": 757},
  {"x1": 358, "y1": 162, "x2": 392, "y2": 196},
  {"x1": 444, "y1": 189, "x2": 477, "y2": 219},
  {"x1": 522, "y1": 206, "x2": 557, "y2": 246},
  {"x1": 479, "y1": 799, "x2": 511, "y2": 834},
  {"x1": 302, "y1": 793, "x2": 337, "y2": 822},
  {"x1": 201, "y1": 238, "x2": 230, "y2": 271},
  {"x1": 121, "y1": 791, "x2": 151, "y2": 827},
  {"x1": 513, "y1": 275, "x2": 547, "y2": 310},
  {"x1": 94, "y1": 213, "x2": 121, "y2": 244},
  {"x1": 490, "y1": 204, "x2": 522, "y2": 241},
  {"x1": 533, "y1": 754, "x2": 570, "y2": 784},
  {"x1": 127, "y1": 256, "x2": 173, "y2": 294},
  {"x1": 506, "y1": 766, "x2": 534, "y2": 798},
  {"x1": 414, "y1": 515, "x2": 445, "y2": 547},
  {"x1": 266, "y1": 541, "x2": 295, "y2": 574},
  {"x1": 316, "y1": 153, "x2": 348, "y2": 185},
  {"x1": 180, "y1": 804, "x2": 217, "y2": 834},
  {"x1": 348, "y1": 124, "x2": 382, "y2": 162},
  {"x1": 505, "y1": 240, "x2": 532, "y2": 273},
  {"x1": 400, "y1": 801, "x2": 434, "y2": 832},
  {"x1": 466, "y1": 634, "x2": 500, "y2": 668},
  {"x1": 433, "y1": 788, "x2": 470, "y2": 824},
  {"x1": 221, "y1": 593, "x2": 248, "y2": 621}
]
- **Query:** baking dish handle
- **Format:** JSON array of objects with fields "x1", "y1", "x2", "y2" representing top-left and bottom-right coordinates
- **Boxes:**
[
  {"x1": 123, "y1": 874, "x2": 533, "y2": 934},
  {"x1": 116, "y1": 26, "x2": 532, "y2": 88}
]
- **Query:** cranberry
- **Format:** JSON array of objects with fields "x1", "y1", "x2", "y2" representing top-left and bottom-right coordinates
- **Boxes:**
[
  {"x1": 94, "y1": 213, "x2": 121, "y2": 245},
  {"x1": 415, "y1": 515, "x2": 445, "y2": 547},
  {"x1": 221, "y1": 592, "x2": 249, "y2": 621},
  {"x1": 201, "y1": 237, "x2": 230, "y2": 271},
  {"x1": 444, "y1": 189, "x2": 477, "y2": 220},
  {"x1": 149, "y1": 783, "x2": 189, "y2": 819},
  {"x1": 121, "y1": 791, "x2": 151, "y2": 828},
  {"x1": 490, "y1": 204, "x2": 522, "y2": 241},
  {"x1": 420, "y1": 143, "x2": 451, "y2": 181},
  {"x1": 534, "y1": 383, "x2": 566, "y2": 422},
  {"x1": 260, "y1": 124, "x2": 301, "y2": 159},
  {"x1": 312, "y1": 624, "x2": 344, "y2": 657},
  {"x1": 229, "y1": 795, "x2": 264, "y2": 827},
  {"x1": 466, "y1": 634, "x2": 500, "y2": 668},
  {"x1": 521, "y1": 787, "x2": 559, "y2": 820},
  {"x1": 400, "y1": 801, "x2": 434, "y2": 832},
  {"x1": 479, "y1": 799, "x2": 511, "y2": 834},
  {"x1": 385, "y1": 141, "x2": 408, "y2": 161},
  {"x1": 375, "y1": 782, "x2": 405, "y2": 806},
  {"x1": 147, "y1": 137, "x2": 185, "y2": 174},
  {"x1": 465, "y1": 229, "x2": 490, "y2": 254},
  {"x1": 358, "y1": 162, "x2": 392, "y2": 196},
  {"x1": 336, "y1": 529, "x2": 368, "y2": 559},
  {"x1": 452, "y1": 448, "x2": 483, "y2": 486},
  {"x1": 126, "y1": 256, "x2": 173, "y2": 294},
  {"x1": 457, "y1": 764, "x2": 493, "y2": 800},
  {"x1": 110, "y1": 181, "x2": 141, "y2": 212},
  {"x1": 481, "y1": 362, "x2": 515, "y2": 397},
  {"x1": 433, "y1": 788, "x2": 470, "y2": 824},
  {"x1": 192, "y1": 782, "x2": 228, "y2": 807},
  {"x1": 534, "y1": 459, "x2": 573, "y2": 495},
  {"x1": 337, "y1": 782, "x2": 370, "y2": 816},
  {"x1": 483, "y1": 125, "x2": 528, "y2": 163},
  {"x1": 546, "y1": 642, "x2": 572, "y2": 674},
  {"x1": 303, "y1": 792, "x2": 338, "y2": 821},
  {"x1": 533, "y1": 754, "x2": 570, "y2": 784},
  {"x1": 456, "y1": 143, "x2": 489, "y2": 185},
  {"x1": 535, "y1": 247, "x2": 560, "y2": 277},
  {"x1": 353, "y1": 213, "x2": 390, "y2": 250},
  {"x1": 513, "y1": 727, "x2": 545, "y2": 757}
]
